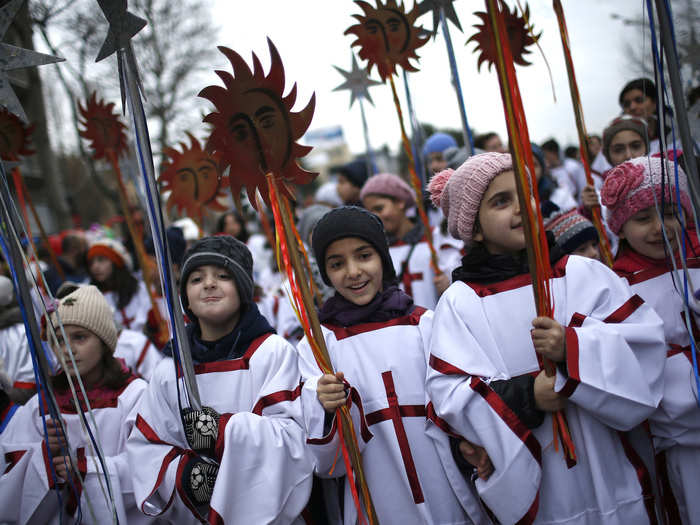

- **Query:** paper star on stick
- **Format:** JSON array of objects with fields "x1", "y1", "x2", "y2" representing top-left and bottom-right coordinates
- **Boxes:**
[
  {"x1": 0, "y1": 0, "x2": 64, "y2": 122},
  {"x1": 333, "y1": 54, "x2": 382, "y2": 108},
  {"x1": 417, "y1": 0, "x2": 463, "y2": 35},
  {"x1": 95, "y1": 0, "x2": 147, "y2": 110}
]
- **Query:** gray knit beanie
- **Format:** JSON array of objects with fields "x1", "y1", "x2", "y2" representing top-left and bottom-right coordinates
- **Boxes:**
[{"x1": 179, "y1": 235, "x2": 254, "y2": 320}]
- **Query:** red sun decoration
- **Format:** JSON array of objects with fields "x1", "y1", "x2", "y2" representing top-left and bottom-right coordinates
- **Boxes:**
[
  {"x1": 345, "y1": 0, "x2": 429, "y2": 82},
  {"x1": 0, "y1": 108, "x2": 34, "y2": 161},
  {"x1": 199, "y1": 38, "x2": 316, "y2": 208},
  {"x1": 78, "y1": 92, "x2": 128, "y2": 160},
  {"x1": 159, "y1": 132, "x2": 228, "y2": 221},
  {"x1": 468, "y1": 3, "x2": 541, "y2": 71}
]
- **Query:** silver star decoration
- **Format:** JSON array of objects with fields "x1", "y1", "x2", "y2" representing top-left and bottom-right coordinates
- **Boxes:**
[
  {"x1": 0, "y1": 0, "x2": 64, "y2": 122},
  {"x1": 95, "y1": 0, "x2": 147, "y2": 110},
  {"x1": 417, "y1": 0, "x2": 463, "y2": 35},
  {"x1": 333, "y1": 54, "x2": 382, "y2": 109}
]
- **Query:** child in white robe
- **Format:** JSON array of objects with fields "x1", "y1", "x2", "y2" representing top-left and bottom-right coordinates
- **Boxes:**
[
  {"x1": 127, "y1": 235, "x2": 312, "y2": 524},
  {"x1": 426, "y1": 152, "x2": 667, "y2": 524},
  {"x1": 0, "y1": 285, "x2": 149, "y2": 524},
  {"x1": 87, "y1": 238, "x2": 151, "y2": 333},
  {"x1": 602, "y1": 156, "x2": 700, "y2": 525},
  {"x1": 299, "y1": 206, "x2": 488, "y2": 525},
  {"x1": 361, "y1": 173, "x2": 461, "y2": 309}
]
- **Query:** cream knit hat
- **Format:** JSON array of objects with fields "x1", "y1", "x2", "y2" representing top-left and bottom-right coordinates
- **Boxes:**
[{"x1": 47, "y1": 285, "x2": 118, "y2": 352}]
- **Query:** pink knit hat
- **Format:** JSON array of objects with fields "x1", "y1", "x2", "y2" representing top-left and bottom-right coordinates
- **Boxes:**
[
  {"x1": 428, "y1": 152, "x2": 513, "y2": 244},
  {"x1": 601, "y1": 155, "x2": 692, "y2": 234},
  {"x1": 360, "y1": 173, "x2": 416, "y2": 209}
]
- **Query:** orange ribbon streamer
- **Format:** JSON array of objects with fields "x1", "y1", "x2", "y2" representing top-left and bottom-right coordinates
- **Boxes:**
[
  {"x1": 265, "y1": 174, "x2": 378, "y2": 525},
  {"x1": 552, "y1": 0, "x2": 614, "y2": 267},
  {"x1": 485, "y1": 0, "x2": 576, "y2": 465}
]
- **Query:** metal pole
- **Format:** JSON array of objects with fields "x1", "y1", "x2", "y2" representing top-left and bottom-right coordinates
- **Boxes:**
[{"x1": 440, "y1": 8, "x2": 475, "y2": 154}]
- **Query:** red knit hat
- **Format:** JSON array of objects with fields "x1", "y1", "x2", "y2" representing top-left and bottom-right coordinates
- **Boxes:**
[
  {"x1": 601, "y1": 156, "x2": 692, "y2": 234},
  {"x1": 428, "y1": 152, "x2": 513, "y2": 244},
  {"x1": 87, "y1": 238, "x2": 133, "y2": 271}
]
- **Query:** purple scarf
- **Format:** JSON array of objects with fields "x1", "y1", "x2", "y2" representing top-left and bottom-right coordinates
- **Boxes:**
[{"x1": 319, "y1": 284, "x2": 414, "y2": 327}]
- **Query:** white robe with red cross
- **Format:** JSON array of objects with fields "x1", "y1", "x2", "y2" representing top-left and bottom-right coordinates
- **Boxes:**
[
  {"x1": 115, "y1": 329, "x2": 165, "y2": 382},
  {"x1": 127, "y1": 332, "x2": 313, "y2": 524},
  {"x1": 389, "y1": 227, "x2": 462, "y2": 310},
  {"x1": 617, "y1": 255, "x2": 700, "y2": 524},
  {"x1": 427, "y1": 255, "x2": 667, "y2": 525},
  {"x1": 103, "y1": 281, "x2": 152, "y2": 333},
  {"x1": 298, "y1": 308, "x2": 489, "y2": 525},
  {"x1": 0, "y1": 376, "x2": 149, "y2": 524}
]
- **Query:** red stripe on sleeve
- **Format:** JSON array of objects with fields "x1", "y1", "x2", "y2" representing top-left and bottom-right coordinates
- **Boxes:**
[
  {"x1": 252, "y1": 383, "x2": 303, "y2": 416},
  {"x1": 603, "y1": 294, "x2": 644, "y2": 324},
  {"x1": 469, "y1": 377, "x2": 542, "y2": 465},
  {"x1": 429, "y1": 354, "x2": 467, "y2": 375},
  {"x1": 564, "y1": 327, "x2": 580, "y2": 382},
  {"x1": 214, "y1": 413, "x2": 233, "y2": 462}
]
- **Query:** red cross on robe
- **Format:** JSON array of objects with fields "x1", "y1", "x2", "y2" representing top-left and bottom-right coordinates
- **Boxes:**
[{"x1": 365, "y1": 371, "x2": 426, "y2": 504}]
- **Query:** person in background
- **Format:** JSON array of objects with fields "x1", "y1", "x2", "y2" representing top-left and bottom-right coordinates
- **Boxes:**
[
  {"x1": 542, "y1": 138, "x2": 587, "y2": 201},
  {"x1": 87, "y1": 238, "x2": 151, "y2": 333},
  {"x1": 474, "y1": 131, "x2": 507, "y2": 153},
  {"x1": 361, "y1": 173, "x2": 460, "y2": 308},
  {"x1": 215, "y1": 210, "x2": 249, "y2": 244},
  {"x1": 545, "y1": 209, "x2": 600, "y2": 261},
  {"x1": 422, "y1": 132, "x2": 458, "y2": 175},
  {"x1": 333, "y1": 159, "x2": 371, "y2": 207},
  {"x1": 43, "y1": 231, "x2": 89, "y2": 295}
]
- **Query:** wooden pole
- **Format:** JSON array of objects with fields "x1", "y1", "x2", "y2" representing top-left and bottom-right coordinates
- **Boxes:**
[
  {"x1": 107, "y1": 151, "x2": 168, "y2": 342},
  {"x1": 267, "y1": 174, "x2": 379, "y2": 524}
]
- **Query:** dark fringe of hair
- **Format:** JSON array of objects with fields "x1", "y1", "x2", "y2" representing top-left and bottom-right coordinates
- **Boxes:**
[{"x1": 51, "y1": 344, "x2": 130, "y2": 392}]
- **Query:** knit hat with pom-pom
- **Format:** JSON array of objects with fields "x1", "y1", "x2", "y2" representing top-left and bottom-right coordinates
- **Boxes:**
[
  {"x1": 601, "y1": 155, "x2": 692, "y2": 234},
  {"x1": 428, "y1": 152, "x2": 513, "y2": 244}
]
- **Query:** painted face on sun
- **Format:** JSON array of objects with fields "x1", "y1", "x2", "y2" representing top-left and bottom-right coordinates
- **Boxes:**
[
  {"x1": 160, "y1": 132, "x2": 227, "y2": 221},
  {"x1": 345, "y1": 0, "x2": 428, "y2": 81},
  {"x1": 78, "y1": 92, "x2": 128, "y2": 160},
  {"x1": 199, "y1": 39, "x2": 316, "y2": 208}
]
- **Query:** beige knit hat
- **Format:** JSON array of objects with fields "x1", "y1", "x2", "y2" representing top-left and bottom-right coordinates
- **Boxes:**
[{"x1": 47, "y1": 285, "x2": 118, "y2": 352}]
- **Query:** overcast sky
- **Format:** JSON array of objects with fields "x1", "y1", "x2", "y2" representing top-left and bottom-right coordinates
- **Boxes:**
[{"x1": 207, "y1": 0, "x2": 651, "y2": 155}]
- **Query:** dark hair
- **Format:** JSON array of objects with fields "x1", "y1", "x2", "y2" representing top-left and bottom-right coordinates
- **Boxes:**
[
  {"x1": 215, "y1": 210, "x2": 249, "y2": 243},
  {"x1": 61, "y1": 233, "x2": 85, "y2": 254},
  {"x1": 91, "y1": 263, "x2": 139, "y2": 310},
  {"x1": 541, "y1": 139, "x2": 560, "y2": 154},
  {"x1": 619, "y1": 78, "x2": 657, "y2": 106},
  {"x1": 564, "y1": 146, "x2": 579, "y2": 160},
  {"x1": 474, "y1": 132, "x2": 499, "y2": 150},
  {"x1": 52, "y1": 343, "x2": 130, "y2": 392}
]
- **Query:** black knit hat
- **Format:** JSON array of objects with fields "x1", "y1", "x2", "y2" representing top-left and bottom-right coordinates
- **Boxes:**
[
  {"x1": 312, "y1": 206, "x2": 396, "y2": 286},
  {"x1": 179, "y1": 236, "x2": 254, "y2": 319}
]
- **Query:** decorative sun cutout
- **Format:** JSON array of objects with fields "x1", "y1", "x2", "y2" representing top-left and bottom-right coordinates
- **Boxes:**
[
  {"x1": 159, "y1": 132, "x2": 228, "y2": 221},
  {"x1": 345, "y1": 0, "x2": 429, "y2": 82},
  {"x1": 467, "y1": 3, "x2": 541, "y2": 71},
  {"x1": 199, "y1": 38, "x2": 316, "y2": 208},
  {"x1": 78, "y1": 92, "x2": 128, "y2": 160},
  {"x1": 0, "y1": 108, "x2": 34, "y2": 161}
]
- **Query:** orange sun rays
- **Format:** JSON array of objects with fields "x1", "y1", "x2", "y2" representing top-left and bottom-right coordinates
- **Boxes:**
[
  {"x1": 345, "y1": 0, "x2": 428, "y2": 82},
  {"x1": 199, "y1": 38, "x2": 316, "y2": 208}
]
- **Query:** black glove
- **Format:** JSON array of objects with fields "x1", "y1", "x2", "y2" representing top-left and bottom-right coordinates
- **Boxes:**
[
  {"x1": 182, "y1": 456, "x2": 219, "y2": 506},
  {"x1": 181, "y1": 406, "x2": 220, "y2": 457}
]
